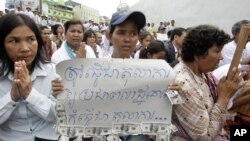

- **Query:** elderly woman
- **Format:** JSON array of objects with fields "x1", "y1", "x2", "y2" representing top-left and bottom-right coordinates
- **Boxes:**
[{"x1": 172, "y1": 25, "x2": 245, "y2": 141}]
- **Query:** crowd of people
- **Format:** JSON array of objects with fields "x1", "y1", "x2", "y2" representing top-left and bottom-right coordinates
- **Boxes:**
[{"x1": 0, "y1": 5, "x2": 250, "y2": 141}]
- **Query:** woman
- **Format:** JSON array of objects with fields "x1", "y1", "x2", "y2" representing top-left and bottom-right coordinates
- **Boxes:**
[
  {"x1": 83, "y1": 29, "x2": 103, "y2": 58},
  {"x1": 39, "y1": 25, "x2": 57, "y2": 61},
  {"x1": 172, "y1": 25, "x2": 245, "y2": 141},
  {"x1": 139, "y1": 40, "x2": 166, "y2": 59},
  {"x1": 51, "y1": 24, "x2": 64, "y2": 48},
  {"x1": 133, "y1": 31, "x2": 152, "y2": 59},
  {"x1": 51, "y1": 20, "x2": 96, "y2": 64},
  {"x1": 0, "y1": 14, "x2": 58, "y2": 141}
]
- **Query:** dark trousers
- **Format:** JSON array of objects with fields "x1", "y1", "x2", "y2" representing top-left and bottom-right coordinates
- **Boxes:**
[
  {"x1": 35, "y1": 137, "x2": 92, "y2": 141},
  {"x1": 35, "y1": 137, "x2": 57, "y2": 141},
  {"x1": 69, "y1": 137, "x2": 92, "y2": 141}
]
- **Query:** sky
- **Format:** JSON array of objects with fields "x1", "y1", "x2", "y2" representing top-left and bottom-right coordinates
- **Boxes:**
[
  {"x1": 0, "y1": 2, "x2": 4, "y2": 11},
  {"x1": 72, "y1": 0, "x2": 139, "y2": 17}
]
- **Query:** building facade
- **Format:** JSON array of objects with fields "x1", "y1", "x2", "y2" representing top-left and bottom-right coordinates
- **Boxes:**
[
  {"x1": 42, "y1": 0, "x2": 73, "y2": 23},
  {"x1": 65, "y1": 0, "x2": 100, "y2": 23},
  {"x1": 5, "y1": 0, "x2": 40, "y2": 11}
]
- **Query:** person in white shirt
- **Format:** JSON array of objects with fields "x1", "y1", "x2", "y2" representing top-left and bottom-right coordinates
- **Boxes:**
[
  {"x1": 24, "y1": 7, "x2": 35, "y2": 19},
  {"x1": 51, "y1": 20, "x2": 96, "y2": 64},
  {"x1": 133, "y1": 31, "x2": 152, "y2": 59},
  {"x1": 51, "y1": 10, "x2": 150, "y2": 141},
  {"x1": 15, "y1": 6, "x2": 24, "y2": 14},
  {"x1": 40, "y1": 15, "x2": 48, "y2": 26},
  {"x1": 219, "y1": 20, "x2": 250, "y2": 66},
  {"x1": 156, "y1": 26, "x2": 169, "y2": 41},
  {"x1": 33, "y1": 11, "x2": 41, "y2": 25},
  {"x1": 168, "y1": 19, "x2": 175, "y2": 31},
  {"x1": 83, "y1": 30, "x2": 103, "y2": 58},
  {"x1": 101, "y1": 28, "x2": 112, "y2": 57},
  {"x1": 107, "y1": 9, "x2": 151, "y2": 141},
  {"x1": 0, "y1": 13, "x2": 58, "y2": 141}
]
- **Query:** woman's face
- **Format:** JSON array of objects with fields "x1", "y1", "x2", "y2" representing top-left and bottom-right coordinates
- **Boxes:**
[
  {"x1": 148, "y1": 51, "x2": 166, "y2": 59},
  {"x1": 41, "y1": 28, "x2": 51, "y2": 42},
  {"x1": 65, "y1": 24, "x2": 84, "y2": 48},
  {"x1": 196, "y1": 44, "x2": 223, "y2": 73},
  {"x1": 4, "y1": 25, "x2": 38, "y2": 69},
  {"x1": 86, "y1": 33, "x2": 96, "y2": 47},
  {"x1": 110, "y1": 20, "x2": 139, "y2": 58},
  {"x1": 141, "y1": 35, "x2": 152, "y2": 48},
  {"x1": 175, "y1": 31, "x2": 187, "y2": 47},
  {"x1": 56, "y1": 26, "x2": 63, "y2": 35}
]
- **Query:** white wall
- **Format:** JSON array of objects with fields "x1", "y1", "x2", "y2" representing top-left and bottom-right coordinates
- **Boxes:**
[{"x1": 131, "y1": 0, "x2": 250, "y2": 36}]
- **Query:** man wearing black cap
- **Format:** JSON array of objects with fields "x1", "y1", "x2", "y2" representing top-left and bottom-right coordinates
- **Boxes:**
[
  {"x1": 108, "y1": 10, "x2": 146, "y2": 59},
  {"x1": 50, "y1": 9, "x2": 155, "y2": 141},
  {"x1": 107, "y1": 10, "x2": 152, "y2": 141}
]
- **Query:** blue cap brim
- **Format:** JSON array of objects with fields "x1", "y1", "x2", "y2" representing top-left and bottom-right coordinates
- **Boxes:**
[{"x1": 110, "y1": 11, "x2": 146, "y2": 30}]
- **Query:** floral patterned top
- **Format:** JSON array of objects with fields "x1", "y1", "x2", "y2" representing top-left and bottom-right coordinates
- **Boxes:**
[{"x1": 172, "y1": 62, "x2": 227, "y2": 141}]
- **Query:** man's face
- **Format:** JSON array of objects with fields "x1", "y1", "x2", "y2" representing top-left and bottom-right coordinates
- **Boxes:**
[{"x1": 110, "y1": 20, "x2": 139, "y2": 58}]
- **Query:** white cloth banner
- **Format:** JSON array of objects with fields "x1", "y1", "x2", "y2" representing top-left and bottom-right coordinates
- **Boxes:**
[{"x1": 56, "y1": 58, "x2": 175, "y2": 128}]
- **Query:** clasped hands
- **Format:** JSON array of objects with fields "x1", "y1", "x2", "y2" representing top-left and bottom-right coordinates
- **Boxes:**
[{"x1": 11, "y1": 61, "x2": 32, "y2": 101}]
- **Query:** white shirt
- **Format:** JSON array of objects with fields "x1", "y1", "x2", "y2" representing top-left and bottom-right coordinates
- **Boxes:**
[
  {"x1": 96, "y1": 44, "x2": 103, "y2": 58},
  {"x1": 25, "y1": 10, "x2": 35, "y2": 19},
  {"x1": 219, "y1": 41, "x2": 250, "y2": 66},
  {"x1": 134, "y1": 50, "x2": 141, "y2": 59},
  {"x1": 212, "y1": 64, "x2": 243, "y2": 110},
  {"x1": 40, "y1": 19, "x2": 48, "y2": 26},
  {"x1": 85, "y1": 44, "x2": 103, "y2": 58},
  {"x1": 51, "y1": 41, "x2": 96, "y2": 64},
  {"x1": 156, "y1": 33, "x2": 169, "y2": 41},
  {"x1": 0, "y1": 63, "x2": 59, "y2": 141},
  {"x1": 34, "y1": 15, "x2": 41, "y2": 25},
  {"x1": 101, "y1": 34, "x2": 111, "y2": 56}
]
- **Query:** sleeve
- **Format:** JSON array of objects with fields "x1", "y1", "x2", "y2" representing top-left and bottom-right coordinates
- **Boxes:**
[
  {"x1": 0, "y1": 92, "x2": 19, "y2": 124},
  {"x1": 51, "y1": 41, "x2": 57, "y2": 53},
  {"x1": 51, "y1": 50, "x2": 62, "y2": 64},
  {"x1": 25, "y1": 88, "x2": 56, "y2": 122},
  {"x1": 219, "y1": 44, "x2": 233, "y2": 66},
  {"x1": 174, "y1": 87, "x2": 227, "y2": 140},
  {"x1": 85, "y1": 45, "x2": 97, "y2": 58}
]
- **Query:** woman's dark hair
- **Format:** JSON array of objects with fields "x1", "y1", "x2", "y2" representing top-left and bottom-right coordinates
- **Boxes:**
[
  {"x1": 181, "y1": 25, "x2": 230, "y2": 63},
  {"x1": 51, "y1": 24, "x2": 63, "y2": 35},
  {"x1": 232, "y1": 20, "x2": 250, "y2": 35},
  {"x1": 38, "y1": 25, "x2": 49, "y2": 34},
  {"x1": 139, "y1": 31, "x2": 152, "y2": 41},
  {"x1": 0, "y1": 13, "x2": 45, "y2": 77},
  {"x1": 83, "y1": 29, "x2": 96, "y2": 42},
  {"x1": 170, "y1": 27, "x2": 186, "y2": 42},
  {"x1": 64, "y1": 20, "x2": 84, "y2": 33},
  {"x1": 139, "y1": 40, "x2": 166, "y2": 59}
]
